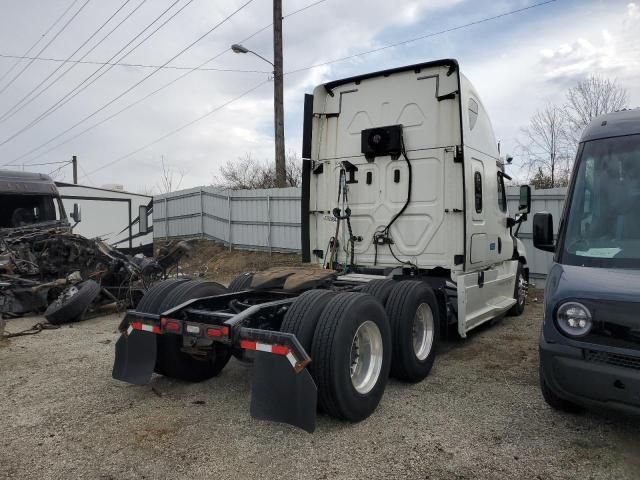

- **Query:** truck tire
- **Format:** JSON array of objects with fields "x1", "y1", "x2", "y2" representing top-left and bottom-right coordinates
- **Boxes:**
[
  {"x1": 280, "y1": 289, "x2": 335, "y2": 354},
  {"x1": 155, "y1": 280, "x2": 231, "y2": 382},
  {"x1": 45, "y1": 280, "x2": 101, "y2": 325},
  {"x1": 136, "y1": 278, "x2": 190, "y2": 314},
  {"x1": 539, "y1": 364, "x2": 583, "y2": 413},
  {"x1": 361, "y1": 279, "x2": 395, "y2": 306},
  {"x1": 228, "y1": 272, "x2": 254, "y2": 292},
  {"x1": 508, "y1": 263, "x2": 527, "y2": 316},
  {"x1": 311, "y1": 292, "x2": 391, "y2": 422},
  {"x1": 385, "y1": 280, "x2": 439, "y2": 382}
]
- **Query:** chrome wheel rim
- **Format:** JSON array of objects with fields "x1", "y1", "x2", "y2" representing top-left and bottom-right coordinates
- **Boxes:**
[
  {"x1": 413, "y1": 303, "x2": 434, "y2": 361},
  {"x1": 350, "y1": 320, "x2": 383, "y2": 394},
  {"x1": 517, "y1": 274, "x2": 527, "y2": 306}
]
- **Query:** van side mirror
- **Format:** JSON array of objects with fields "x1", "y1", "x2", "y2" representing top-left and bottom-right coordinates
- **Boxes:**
[
  {"x1": 139, "y1": 205, "x2": 149, "y2": 235},
  {"x1": 519, "y1": 185, "x2": 531, "y2": 214},
  {"x1": 70, "y1": 203, "x2": 81, "y2": 223},
  {"x1": 533, "y1": 212, "x2": 555, "y2": 252}
]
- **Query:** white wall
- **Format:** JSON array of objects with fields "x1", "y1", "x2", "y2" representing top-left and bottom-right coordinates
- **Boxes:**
[{"x1": 57, "y1": 183, "x2": 152, "y2": 250}]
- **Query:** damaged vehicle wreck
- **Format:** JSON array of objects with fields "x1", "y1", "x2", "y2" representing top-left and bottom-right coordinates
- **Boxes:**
[{"x1": 0, "y1": 170, "x2": 188, "y2": 324}]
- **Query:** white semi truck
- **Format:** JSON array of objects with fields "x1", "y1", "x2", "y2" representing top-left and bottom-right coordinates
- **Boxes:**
[{"x1": 112, "y1": 59, "x2": 531, "y2": 432}]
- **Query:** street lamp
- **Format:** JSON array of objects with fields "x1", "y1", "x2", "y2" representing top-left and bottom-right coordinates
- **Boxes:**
[{"x1": 231, "y1": 37, "x2": 285, "y2": 188}]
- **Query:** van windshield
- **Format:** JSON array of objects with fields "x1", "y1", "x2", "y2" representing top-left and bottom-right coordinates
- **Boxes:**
[
  {"x1": 0, "y1": 194, "x2": 64, "y2": 229},
  {"x1": 561, "y1": 134, "x2": 640, "y2": 268}
]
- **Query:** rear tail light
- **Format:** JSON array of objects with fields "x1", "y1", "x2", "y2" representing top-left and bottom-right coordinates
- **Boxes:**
[
  {"x1": 206, "y1": 326, "x2": 229, "y2": 338},
  {"x1": 160, "y1": 317, "x2": 181, "y2": 333}
]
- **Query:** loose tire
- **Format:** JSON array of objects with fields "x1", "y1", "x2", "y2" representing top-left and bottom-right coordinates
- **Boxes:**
[
  {"x1": 280, "y1": 289, "x2": 335, "y2": 354},
  {"x1": 539, "y1": 364, "x2": 583, "y2": 413},
  {"x1": 361, "y1": 279, "x2": 396, "y2": 306},
  {"x1": 228, "y1": 272, "x2": 254, "y2": 292},
  {"x1": 45, "y1": 280, "x2": 101, "y2": 324},
  {"x1": 311, "y1": 292, "x2": 391, "y2": 422},
  {"x1": 155, "y1": 280, "x2": 231, "y2": 381},
  {"x1": 385, "y1": 280, "x2": 439, "y2": 382},
  {"x1": 508, "y1": 264, "x2": 527, "y2": 316}
]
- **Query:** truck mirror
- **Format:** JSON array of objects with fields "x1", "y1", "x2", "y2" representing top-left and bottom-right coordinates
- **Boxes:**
[
  {"x1": 533, "y1": 212, "x2": 555, "y2": 252},
  {"x1": 519, "y1": 185, "x2": 531, "y2": 214},
  {"x1": 139, "y1": 205, "x2": 149, "y2": 235},
  {"x1": 70, "y1": 203, "x2": 81, "y2": 223}
]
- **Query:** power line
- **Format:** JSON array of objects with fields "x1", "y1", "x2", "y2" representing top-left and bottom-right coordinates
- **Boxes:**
[
  {"x1": 0, "y1": 0, "x2": 135, "y2": 123},
  {"x1": 0, "y1": 0, "x2": 92, "y2": 96},
  {"x1": 0, "y1": 0, "x2": 81, "y2": 85},
  {"x1": 2, "y1": 0, "x2": 257, "y2": 162},
  {"x1": 0, "y1": 0, "x2": 186, "y2": 147},
  {"x1": 17, "y1": 160, "x2": 71, "y2": 167},
  {"x1": 285, "y1": 0, "x2": 558, "y2": 76},
  {"x1": 81, "y1": 0, "x2": 555, "y2": 180},
  {"x1": 9, "y1": 0, "x2": 327, "y2": 171},
  {"x1": 47, "y1": 160, "x2": 73, "y2": 177},
  {"x1": 0, "y1": 53, "x2": 273, "y2": 73},
  {"x1": 82, "y1": 80, "x2": 269, "y2": 178}
]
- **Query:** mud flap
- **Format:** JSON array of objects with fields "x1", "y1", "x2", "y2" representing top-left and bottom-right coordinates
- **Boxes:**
[
  {"x1": 112, "y1": 330, "x2": 157, "y2": 385},
  {"x1": 250, "y1": 351, "x2": 317, "y2": 433}
]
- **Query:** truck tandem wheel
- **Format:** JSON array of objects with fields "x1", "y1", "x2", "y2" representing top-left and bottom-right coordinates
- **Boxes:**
[
  {"x1": 228, "y1": 272, "x2": 254, "y2": 292},
  {"x1": 385, "y1": 280, "x2": 440, "y2": 382},
  {"x1": 155, "y1": 280, "x2": 231, "y2": 382},
  {"x1": 361, "y1": 279, "x2": 396, "y2": 306},
  {"x1": 136, "y1": 278, "x2": 190, "y2": 314},
  {"x1": 280, "y1": 289, "x2": 335, "y2": 355},
  {"x1": 311, "y1": 292, "x2": 391, "y2": 422}
]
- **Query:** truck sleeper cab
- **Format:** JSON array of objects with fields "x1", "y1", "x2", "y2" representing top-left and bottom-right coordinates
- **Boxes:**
[
  {"x1": 534, "y1": 109, "x2": 640, "y2": 414},
  {"x1": 112, "y1": 59, "x2": 531, "y2": 432}
]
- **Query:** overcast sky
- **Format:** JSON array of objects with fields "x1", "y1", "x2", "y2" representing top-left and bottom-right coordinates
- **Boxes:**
[{"x1": 0, "y1": 0, "x2": 637, "y2": 192}]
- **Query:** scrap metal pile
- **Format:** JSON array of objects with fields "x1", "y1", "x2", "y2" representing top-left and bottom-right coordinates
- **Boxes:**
[{"x1": 0, "y1": 226, "x2": 189, "y2": 323}]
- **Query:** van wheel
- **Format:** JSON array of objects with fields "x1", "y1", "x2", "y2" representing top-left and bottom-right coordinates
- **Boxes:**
[
  {"x1": 386, "y1": 281, "x2": 439, "y2": 382},
  {"x1": 228, "y1": 272, "x2": 254, "y2": 292},
  {"x1": 361, "y1": 279, "x2": 395, "y2": 306},
  {"x1": 508, "y1": 264, "x2": 527, "y2": 316},
  {"x1": 311, "y1": 293, "x2": 391, "y2": 422},
  {"x1": 539, "y1": 364, "x2": 583, "y2": 413},
  {"x1": 280, "y1": 289, "x2": 335, "y2": 354},
  {"x1": 147, "y1": 280, "x2": 231, "y2": 381}
]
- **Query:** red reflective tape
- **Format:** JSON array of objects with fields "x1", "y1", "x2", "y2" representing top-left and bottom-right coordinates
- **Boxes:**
[
  {"x1": 151, "y1": 325, "x2": 161, "y2": 334},
  {"x1": 271, "y1": 344, "x2": 290, "y2": 356},
  {"x1": 130, "y1": 321, "x2": 142, "y2": 330},
  {"x1": 240, "y1": 340, "x2": 257, "y2": 351}
]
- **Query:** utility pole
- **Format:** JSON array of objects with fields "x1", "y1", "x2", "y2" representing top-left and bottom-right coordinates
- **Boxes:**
[
  {"x1": 273, "y1": 0, "x2": 286, "y2": 188},
  {"x1": 72, "y1": 155, "x2": 78, "y2": 184}
]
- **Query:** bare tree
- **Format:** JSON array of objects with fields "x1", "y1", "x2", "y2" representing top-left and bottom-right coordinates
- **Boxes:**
[
  {"x1": 156, "y1": 156, "x2": 186, "y2": 193},
  {"x1": 564, "y1": 75, "x2": 629, "y2": 143},
  {"x1": 518, "y1": 104, "x2": 572, "y2": 188},
  {"x1": 213, "y1": 151, "x2": 302, "y2": 190}
]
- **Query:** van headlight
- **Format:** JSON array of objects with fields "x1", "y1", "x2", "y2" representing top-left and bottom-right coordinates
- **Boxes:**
[{"x1": 556, "y1": 302, "x2": 592, "y2": 337}]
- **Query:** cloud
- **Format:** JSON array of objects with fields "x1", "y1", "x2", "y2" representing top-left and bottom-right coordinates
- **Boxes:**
[{"x1": 539, "y1": 3, "x2": 640, "y2": 81}]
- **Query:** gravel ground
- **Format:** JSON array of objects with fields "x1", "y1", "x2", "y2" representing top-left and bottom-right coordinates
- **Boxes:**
[{"x1": 1, "y1": 294, "x2": 639, "y2": 480}]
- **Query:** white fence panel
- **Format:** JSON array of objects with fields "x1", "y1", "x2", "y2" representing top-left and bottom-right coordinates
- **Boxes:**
[{"x1": 155, "y1": 185, "x2": 567, "y2": 282}]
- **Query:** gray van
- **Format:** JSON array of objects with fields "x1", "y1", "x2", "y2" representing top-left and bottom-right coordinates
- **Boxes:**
[{"x1": 534, "y1": 109, "x2": 640, "y2": 414}]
